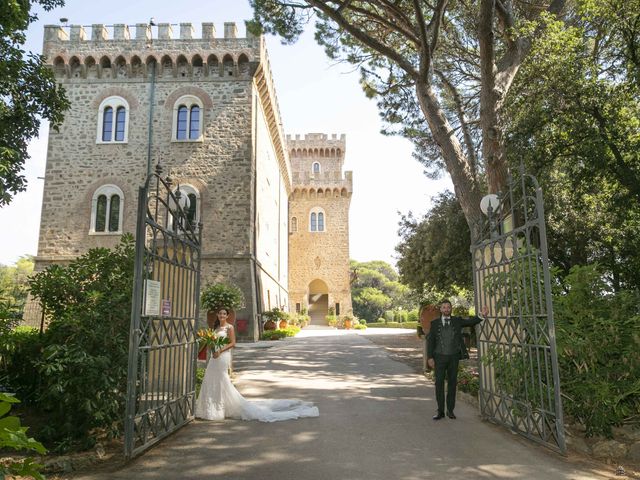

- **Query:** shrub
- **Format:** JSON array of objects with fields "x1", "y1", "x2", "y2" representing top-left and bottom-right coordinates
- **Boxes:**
[
  {"x1": 0, "y1": 327, "x2": 43, "y2": 401},
  {"x1": 201, "y1": 282, "x2": 245, "y2": 312},
  {"x1": 261, "y1": 326, "x2": 300, "y2": 340},
  {"x1": 407, "y1": 309, "x2": 419, "y2": 323},
  {"x1": 457, "y1": 366, "x2": 479, "y2": 397},
  {"x1": 553, "y1": 264, "x2": 640, "y2": 437},
  {"x1": 23, "y1": 235, "x2": 135, "y2": 451},
  {"x1": 0, "y1": 393, "x2": 47, "y2": 480},
  {"x1": 353, "y1": 324, "x2": 367, "y2": 330},
  {"x1": 383, "y1": 310, "x2": 394, "y2": 323},
  {"x1": 326, "y1": 314, "x2": 337, "y2": 327}
]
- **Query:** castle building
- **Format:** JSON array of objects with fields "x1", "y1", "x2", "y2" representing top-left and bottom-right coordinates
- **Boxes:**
[{"x1": 30, "y1": 22, "x2": 353, "y2": 339}]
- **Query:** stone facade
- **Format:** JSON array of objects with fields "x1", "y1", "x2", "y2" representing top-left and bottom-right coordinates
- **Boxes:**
[
  {"x1": 30, "y1": 22, "x2": 352, "y2": 338},
  {"x1": 287, "y1": 134, "x2": 353, "y2": 324}
]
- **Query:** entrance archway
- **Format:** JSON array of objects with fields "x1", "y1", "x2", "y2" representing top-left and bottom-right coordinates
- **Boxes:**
[{"x1": 308, "y1": 279, "x2": 328, "y2": 325}]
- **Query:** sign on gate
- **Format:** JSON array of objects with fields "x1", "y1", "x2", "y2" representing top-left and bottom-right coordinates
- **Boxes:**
[{"x1": 471, "y1": 166, "x2": 566, "y2": 454}]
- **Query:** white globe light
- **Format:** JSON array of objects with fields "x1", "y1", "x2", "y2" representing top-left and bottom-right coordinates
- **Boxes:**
[{"x1": 480, "y1": 194, "x2": 500, "y2": 216}]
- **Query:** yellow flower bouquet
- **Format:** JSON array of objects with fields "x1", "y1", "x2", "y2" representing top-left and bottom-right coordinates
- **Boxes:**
[{"x1": 197, "y1": 328, "x2": 230, "y2": 353}]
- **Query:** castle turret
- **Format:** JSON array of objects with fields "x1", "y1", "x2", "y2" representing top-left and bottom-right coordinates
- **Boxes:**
[{"x1": 286, "y1": 133, "x2": 353, "y2": 324}]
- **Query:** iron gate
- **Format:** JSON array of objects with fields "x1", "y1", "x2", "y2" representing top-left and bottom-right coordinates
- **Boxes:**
[
  {"x1": 471, "y1": 166, "x2": 565, "y2": 453},
  {"x1": 124, "y1": 165, "x2": 202, "y2": 458}
]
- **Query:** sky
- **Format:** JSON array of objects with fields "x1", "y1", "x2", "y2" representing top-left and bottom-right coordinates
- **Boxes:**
[{"x1": 0, "y1": 0, "x2": 452, "y2": 268}]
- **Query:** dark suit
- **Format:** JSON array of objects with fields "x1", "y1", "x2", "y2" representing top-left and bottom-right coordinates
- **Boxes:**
[{"x1": 427, "y1": 315, "x2": 482, "y2": 415}]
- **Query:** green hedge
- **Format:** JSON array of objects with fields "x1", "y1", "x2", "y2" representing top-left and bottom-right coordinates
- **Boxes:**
[{"x1": 366, "y1": 321, "x2": 418, "y2": 329}]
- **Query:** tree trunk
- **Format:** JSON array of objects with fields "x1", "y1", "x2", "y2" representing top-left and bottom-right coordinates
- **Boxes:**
[
  {"x1": 415, "y1": 83, "x2": 484, "y2": 238},
  {"x1": 479, "y1": 0, "x2": 509, "y2": 194}
]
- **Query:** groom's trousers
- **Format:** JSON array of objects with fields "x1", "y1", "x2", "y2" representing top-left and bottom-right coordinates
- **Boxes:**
[{"x1": 434, "y1": 353, "x2": 460, "y2": 414}]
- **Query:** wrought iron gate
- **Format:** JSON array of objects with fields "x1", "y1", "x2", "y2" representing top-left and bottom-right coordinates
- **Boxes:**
[
  {"x1": 124, "y1": 166, "x2": 202, "y2": 458},
  {"x1": 471, "y1": 167, "x2": 565, "y2": 453}
]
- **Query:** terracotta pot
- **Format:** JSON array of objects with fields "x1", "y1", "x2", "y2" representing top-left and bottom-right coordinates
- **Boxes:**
[
  {"x1": 419, "y1": 304, "x2": 440, "y2": 336},
  {"x1": 264, "y1": 319, "x2": 277, "y2": 331},
  {"x1": 278, "y1": 319, "x2": 288, "y2": 329},
  {"x1": 344, "y1": 319, "x2": 353, "y2": 330}
]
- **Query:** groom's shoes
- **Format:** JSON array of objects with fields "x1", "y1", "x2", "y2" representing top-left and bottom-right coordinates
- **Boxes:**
[
  {"x1": 432, "y1": 412, "x2": 445, "y2": 420},
  {"x1": 447, "y1": 412, "x2": 457, "y2": 419}
]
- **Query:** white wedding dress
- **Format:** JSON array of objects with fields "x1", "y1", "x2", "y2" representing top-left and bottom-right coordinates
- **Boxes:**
[{"x1": 194, "y1": 325, "x2": 319, "y2": 422}]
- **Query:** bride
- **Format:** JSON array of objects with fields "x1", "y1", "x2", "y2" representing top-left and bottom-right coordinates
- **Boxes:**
[{"x1": 195, "y1": 307, "x2": 319, "y2": 422}]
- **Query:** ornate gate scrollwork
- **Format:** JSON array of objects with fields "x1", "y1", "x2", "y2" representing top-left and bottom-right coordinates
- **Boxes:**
[
  {"x1": 124, "y1": 165, "x2": 202, "y2": 458},
  {"x1": 471, "y1": 166, "x2": 566, "y2": 453}
]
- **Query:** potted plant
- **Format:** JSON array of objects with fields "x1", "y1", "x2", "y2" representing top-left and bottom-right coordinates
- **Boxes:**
[
  {"x1": 342, "y1": 313, "x2": 354, "y2": 330},
  {"x1": 263, "y1": 307, "x2": 288, "y2": 330},
  {"x1": 201, "y1": 282, "x2": 245, "y2": 323}
]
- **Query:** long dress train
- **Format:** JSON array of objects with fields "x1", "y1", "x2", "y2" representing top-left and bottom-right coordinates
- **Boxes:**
[{"x1": 194, "y1": 326, "x2": 319, "y2": 422}]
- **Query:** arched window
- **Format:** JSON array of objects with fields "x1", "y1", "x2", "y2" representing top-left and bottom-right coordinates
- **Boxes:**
[
  {"x1": 169, "y1": 184, "x2": 200, "y2": 232},
  {"x1": 173, "y1": 95, "x2": 203, "y2": 141},
  {"x1": 91, "y1": 185, "x2": 124, "y2": 234},
  {"x1": 312, "y1": 162, "x2": 321, "y2": 175},
  {"x1": 309, "y1": 207, "x2": 326, "y2": 232},
  {"x1": 97, "y1": 96, "x2": 129, "y2": 143},
  {"x1": 290, "y1": 217, "x2": 298, "y2": 233}
]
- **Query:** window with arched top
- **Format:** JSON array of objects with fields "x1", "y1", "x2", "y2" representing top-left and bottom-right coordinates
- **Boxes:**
[
  {"x1": 312, "y1": 162, "x2": 321, "y2": 175},
  {"x1": 90, "y1": 185, "x2": 124, "y2": 234},
  {"x1": 169, "y1": 184, "x2": 200, "y2": 232},
  {"x1": 97, "y1": 96, "x2": 129, "y2": 143},
  {"x1": 309, "y1": 207, "x2": 326, "y2": 232},
  {"x1": 173, "y1": 95, "x2": 203, "y2": 141}
]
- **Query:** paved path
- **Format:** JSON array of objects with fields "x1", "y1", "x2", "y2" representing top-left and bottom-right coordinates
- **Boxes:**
[{"x1": 74, "y1": 329, "x2": 613, "y2": 480}]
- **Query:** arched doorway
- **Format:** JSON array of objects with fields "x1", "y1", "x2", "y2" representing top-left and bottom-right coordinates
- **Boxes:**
[{"x1": 308, "y1": 279, "x2": 328, "y2": 325}]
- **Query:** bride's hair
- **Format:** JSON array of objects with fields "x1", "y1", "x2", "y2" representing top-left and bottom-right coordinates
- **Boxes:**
[{"x1": 214, "y1": 307, "x2": 229, "y2": 330}]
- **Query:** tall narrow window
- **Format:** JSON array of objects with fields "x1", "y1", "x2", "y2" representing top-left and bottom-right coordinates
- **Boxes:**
[
  {"x1": 186, "y1": 193, "x2": 197, "y2": 226},
  {"x1": 95, "y1": 195, "x2": 107, "y2": 231},
  {"x1": 290, "y1": 217, "x2": 297, "y2": 233},
  {"x1": 97, "y1": 96, "x2": 129, "y2": 143},
  {"x1": 335, "y1": 303, "x2": 340, "y2": 316},
  {"x1": 176, "y1": 106, "x2": 188, "y2": 140},
  {"x1": 189, "y1": 106, "x2": 200, "y2": 140},
  {"x1": 173, "y1": 95, "x2": 203, "y2": 142},
  {"x1": 318, "y1": 212, "x2": 325, "y2": 231},
  {"x1": 310, "y1": 212, "x2": 317, "y2": 232},
  {"x1": 108, "y1": 195, "x2": 120, "y2": 232},
  {"x1": 313, "y1": 162, "x2": 321, "y2": 174},
  {"x1": 91, "y1": 185, "x2": 124, "y2": 234},
  {"x1": 102, "y1": 107, "x2": 113, "y2": 141},
  {"x1": 115, "y1": 107, "x2": 126, "y2": 141}
]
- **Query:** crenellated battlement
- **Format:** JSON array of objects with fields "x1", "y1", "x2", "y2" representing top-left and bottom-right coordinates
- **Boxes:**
[
  {"x1": 43, "y1": 22, "x2": 260, "y2": 81},
  {"x1": 286, "y1": 133, "x2": 346, "y2": 159},
  {"x1": 44, "y1": 21, "x2": 253, "y2": 44}
]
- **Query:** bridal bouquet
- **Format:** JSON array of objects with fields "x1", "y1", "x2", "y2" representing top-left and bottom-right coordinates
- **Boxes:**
[{"x1": 197, "y1": 329, "x2": 230, "y2": 352}]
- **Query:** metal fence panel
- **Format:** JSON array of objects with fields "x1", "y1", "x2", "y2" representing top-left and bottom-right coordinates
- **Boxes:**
[
  {"x1": 471, "y1": 167, "x2": 565, "y2": 454},
  {"x1": 124, "y1": 166, "x2": 202, "y2": 459}
]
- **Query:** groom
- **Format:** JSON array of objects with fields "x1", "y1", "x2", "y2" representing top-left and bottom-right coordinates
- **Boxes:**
[{"x1": 427, "y1": 299, "x2": 488, "y2": 420}]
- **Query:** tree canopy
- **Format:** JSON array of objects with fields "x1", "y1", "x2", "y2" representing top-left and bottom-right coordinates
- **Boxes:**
[
  {"x1": 503, "y1": 0, "x2": 640, "y2": 290},
  {"x1": 0, "y1": 0, "x2": 69, "y2": 206},
  {"x1": 395, "y1": 191, "x2": 471, "y2": 294},
  {"x1": 350, "y1": 259, "x2": 412, "y2": 321},
  {"x1": 249, "y1": 0, "x2": 566, "y2": 234}
]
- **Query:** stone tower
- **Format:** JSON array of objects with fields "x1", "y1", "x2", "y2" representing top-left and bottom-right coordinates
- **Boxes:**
[
  {"x1": 287, "y1": 134, "x2": 353, "y2": 324},
  {"x1": 33, "y1": 22, "x2": 291, "y2": 340}
]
